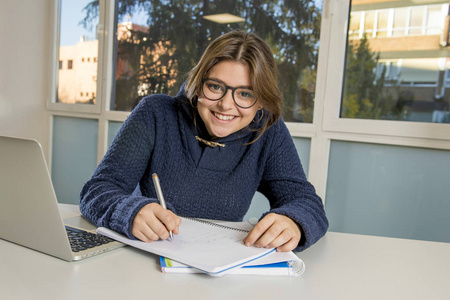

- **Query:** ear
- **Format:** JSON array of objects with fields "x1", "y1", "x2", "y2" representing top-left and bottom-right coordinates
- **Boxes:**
[
  {"x1": 257, "y1": 100, "x2": 263, "y2": 110},
  {"x1": 192, "y1": 96, "x2": 198, "y2": 107}
]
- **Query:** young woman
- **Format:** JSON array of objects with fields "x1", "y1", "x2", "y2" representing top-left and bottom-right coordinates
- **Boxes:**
[{"x1": 80, "y1": 31, "x2": 328, "y2": 252}]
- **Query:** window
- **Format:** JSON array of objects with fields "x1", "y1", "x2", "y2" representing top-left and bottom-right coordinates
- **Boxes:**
[
  {"x1": 392, "y1": 7, "x2": 408, "y2": 37},
  {"x1": 349, "y1": 11, "x2": 362, "y2": 39},
  {"x1": 92, "y1": 1, "x2": 323, "y2": 123},
  {"x1": 409, "y1": 6, "x2": 424, "y2": 35},
  {"x1": 364, "y1": 11, "x2": 376, "y2": 37},
  {"x1": 341, "y1": 2, "x2": 450, "y2": 123},
  {"x1": 55, "y1": 0, "x2": 99, "y2": 106},
  {"x1": 375, "y1": 10, "x2": 389, "y2": 37},
  {"x1": 426, "y1": 5, "x2": 443, "y2": 35}
]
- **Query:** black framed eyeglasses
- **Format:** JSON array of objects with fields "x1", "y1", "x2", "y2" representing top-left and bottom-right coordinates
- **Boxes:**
[{"x1": 201, "y1": 79, "x2": 257, "y2": 109}]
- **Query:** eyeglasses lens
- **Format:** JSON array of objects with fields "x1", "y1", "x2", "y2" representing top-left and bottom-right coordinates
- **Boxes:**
[{"x1": 202, "y1": 79, "x2": 256, "y2": 108}]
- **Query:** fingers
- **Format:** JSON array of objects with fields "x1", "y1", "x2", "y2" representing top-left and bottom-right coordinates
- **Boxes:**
[
  {"x1": 276, "y1": 238, "x2": 299, "y2": 252},
  {"x1": 243, "y1": 214, "x2": 276, "y2": 247},
  {"x1": 243, "y1": 213, "x2": 301, "y2": 252},
  {"x1": 132, "y1": 203, "x2": 181, "y2": 242},
  {"x1": 152, "y1": 204, "x2": 181, "y2": 235}
]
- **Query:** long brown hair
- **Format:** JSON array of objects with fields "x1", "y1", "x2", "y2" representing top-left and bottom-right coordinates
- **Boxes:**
[{"x1": 185, "y1": 31, "x2": 283, "y2": 143}]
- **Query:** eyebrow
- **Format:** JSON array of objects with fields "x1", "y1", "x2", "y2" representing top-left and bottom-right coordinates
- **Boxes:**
[{"x1": 206, "y1": 77, "x2": 253, "y2": 90}]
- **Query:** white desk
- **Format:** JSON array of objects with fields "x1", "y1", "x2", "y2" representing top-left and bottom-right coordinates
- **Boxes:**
[{"x1": 1, "y1": 204, "x2": 450, "y2": 300}]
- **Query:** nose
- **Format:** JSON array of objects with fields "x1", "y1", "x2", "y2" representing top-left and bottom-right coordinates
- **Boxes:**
[{"x1": 218, "y1": 89, "x2": 235, "y2": 110}]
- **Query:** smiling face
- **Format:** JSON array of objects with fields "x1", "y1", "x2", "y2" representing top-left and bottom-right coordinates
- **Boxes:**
[{"x1": 197, "y1": 61, "x2": 261, "y2": 139}]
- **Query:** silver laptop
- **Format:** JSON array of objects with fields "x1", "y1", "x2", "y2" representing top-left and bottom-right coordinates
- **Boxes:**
[{"x1": 0, "y1": 135, "x2": 124, "y2": 261}]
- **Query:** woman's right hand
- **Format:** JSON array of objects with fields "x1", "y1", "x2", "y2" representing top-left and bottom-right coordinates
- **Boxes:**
[{"x1": 131, "y1": 203, "x2": 181, "y2": 242}]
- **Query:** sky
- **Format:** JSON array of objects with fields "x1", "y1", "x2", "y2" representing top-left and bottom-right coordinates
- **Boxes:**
[
  {"x1": 60, "y1": 0, "x2": 147, "y2": 47},
  {"x1": 60, "y1": 0, "x2": 96, "y2": 46}
]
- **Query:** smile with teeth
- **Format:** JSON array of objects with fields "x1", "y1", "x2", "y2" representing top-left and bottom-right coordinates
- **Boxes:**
[{"x1": 213, "y1": 111, "x2": 236, "y2": 121}]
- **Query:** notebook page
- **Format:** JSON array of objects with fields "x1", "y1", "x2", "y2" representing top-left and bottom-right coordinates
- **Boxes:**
[
  {"x1": 217, "y1": 221, "x2": 302, "y2": 266},
  {"x1": 97, "y1": 217, "x2": 275, "y2": 276}
]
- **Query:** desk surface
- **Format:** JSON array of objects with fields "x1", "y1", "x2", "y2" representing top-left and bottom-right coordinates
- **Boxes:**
[{"x1": 1, "y1": 204, "x2": 450, "y2": 300}]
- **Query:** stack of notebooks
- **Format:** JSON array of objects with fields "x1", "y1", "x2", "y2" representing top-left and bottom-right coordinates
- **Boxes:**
[{"x1": 97, "y1": 217, "x2": 305, "y2": 277}]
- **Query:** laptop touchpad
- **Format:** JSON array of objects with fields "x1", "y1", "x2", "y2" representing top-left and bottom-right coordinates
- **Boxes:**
[{"x1": 64, "y1": 216, "x2": 97, "y2": 231}]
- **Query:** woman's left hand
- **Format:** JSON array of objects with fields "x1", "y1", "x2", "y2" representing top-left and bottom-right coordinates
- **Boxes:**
[{"x1": 242, "y1": 213, "x2": 301, "y2": 252}]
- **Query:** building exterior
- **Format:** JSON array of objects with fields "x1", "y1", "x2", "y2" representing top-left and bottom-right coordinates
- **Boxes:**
[
  {"x1": 348, "y1": 0, "x2": 450, "y2": 122},
  {"x1": 57, "y1": 21, "x2": 175, "y2": 110},
  {"x1": 58, "y1": 38, "x2": 98, "y2": 104}
]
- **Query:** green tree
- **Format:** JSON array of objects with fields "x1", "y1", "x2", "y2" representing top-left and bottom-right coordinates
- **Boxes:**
[
  {"x1": 342, "y1": 35, "x2": 408, "y2": 120},
  {"x1": 82, "y1": 0, "x2": 321, "y2": 120}
]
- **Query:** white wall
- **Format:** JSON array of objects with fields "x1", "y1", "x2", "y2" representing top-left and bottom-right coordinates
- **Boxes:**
[{"x1": 0, "y1": 0, "x2": 53, "y2": 159}]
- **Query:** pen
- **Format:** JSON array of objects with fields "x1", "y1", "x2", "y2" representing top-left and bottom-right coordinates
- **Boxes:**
[{"x1": 152, "y1": 173, "x2": 174, "y2": 242}]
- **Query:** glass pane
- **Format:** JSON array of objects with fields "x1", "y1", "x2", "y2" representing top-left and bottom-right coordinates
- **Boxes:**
[
  {"x1": 325, "y1": 141, "x2": 450, "y2": 243},
  {"x1": 293, "y1": 137, "x2": 311, "y2": 176},
  {"x1": 57, "y1": 0, "x2": 98, "y2": 105},
  {"x1": 349, "y1": 11, "x2": 362, "y2": 39},
  {"x1": 52, "y1": 117, "x2": 98, "y2": 204},
  {"x1": 375, "y1": 10, "x2": 389, "y2": 37},
  {"x1": 87, "y1": 0, "x2": 324, "y2": 122},
  {"x1": 364, "y1": 11, "x2": 375, "y2": 36},
  {"x1": 392, "y1": 7, "x2": 407, "y2": 36},
  {"x1": 426, "y1": 5, "x2": 443, "y2": 35},
  {"x1": 108, "y1": 121, "x2": 123, "y2": 147},
  {"x1": 341, "y1": 1, "x2": 450, "y2": 123},
  {"x1": 409, "y1": 6, "x2": 423, "y2": 35}
]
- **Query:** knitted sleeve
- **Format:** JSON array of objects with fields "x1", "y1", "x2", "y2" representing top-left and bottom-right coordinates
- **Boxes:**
[
  {"x1": 257, "y1": 120, "x2": 329, "y2": 252},
  {"x1": 79, "y1": 96, "x2": 173, "y2": 239}
]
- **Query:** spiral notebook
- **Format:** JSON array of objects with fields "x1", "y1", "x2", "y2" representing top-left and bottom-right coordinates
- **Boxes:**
[
  {"x1": 97, "y1": 217, "x2": 303, "y2": 276},
  {"x1": 160, "y1": 255, "x2": 305, "y2": 276}
]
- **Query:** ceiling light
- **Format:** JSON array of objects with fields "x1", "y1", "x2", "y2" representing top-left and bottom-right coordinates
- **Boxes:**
[{"x1": 203, "y1": 13, "x2": 245, "y2": 24}]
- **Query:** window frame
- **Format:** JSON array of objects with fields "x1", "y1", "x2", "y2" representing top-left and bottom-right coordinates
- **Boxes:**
[
  {"x1": 47, "y1": 0, "x2": 108, "y2": 114},
  {"x1": 47, "y1": 0, "x2": 450, "y2": 203},
  {"x1": 321, "y1": 0, "x2": 450, "y2": 142}
]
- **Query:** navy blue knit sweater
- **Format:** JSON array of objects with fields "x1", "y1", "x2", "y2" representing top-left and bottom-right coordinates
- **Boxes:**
[{"x1": 80, "y1": 86, "x2": 328, "y2": 251}]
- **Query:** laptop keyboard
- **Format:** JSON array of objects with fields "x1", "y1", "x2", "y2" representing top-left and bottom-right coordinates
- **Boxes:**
[{"x1": 66, "y1": 226, "x2": 115, "y2": 252}]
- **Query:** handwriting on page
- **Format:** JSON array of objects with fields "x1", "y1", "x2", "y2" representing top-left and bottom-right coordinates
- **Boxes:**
[{"x1": 182, "y1": 231, "x2": 245, "y2": 245}]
